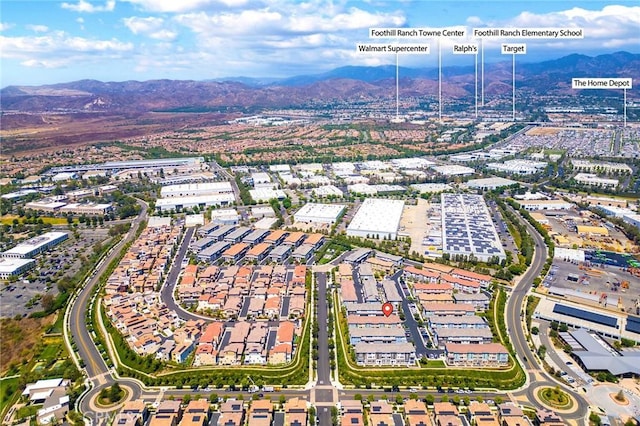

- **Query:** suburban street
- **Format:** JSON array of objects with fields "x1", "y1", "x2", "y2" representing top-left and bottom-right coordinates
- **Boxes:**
[{"x1": 507, "y1": 206, "x2": 589, "y2": 421}]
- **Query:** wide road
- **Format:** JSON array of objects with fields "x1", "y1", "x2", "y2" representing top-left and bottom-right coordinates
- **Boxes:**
[
  {"x1": 315, "y1": 272, "x2": 335, "y2": 426},
  {"x1": 506, "y1": 205, "x2": 589, "y2": 421},
  {"x1": 316, "y1": 273, "x2": 331, "y2": 387},
  {"x1": 67, "y1": 200, "x2": 148, "y2": 424}
]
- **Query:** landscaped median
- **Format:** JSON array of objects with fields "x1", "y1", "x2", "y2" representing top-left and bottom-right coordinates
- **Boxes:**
[{"x1": 332, "y1": 291, "x2": 526, "y2": 390}]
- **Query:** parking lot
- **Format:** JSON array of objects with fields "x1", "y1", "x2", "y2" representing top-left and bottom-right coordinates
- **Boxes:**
[{"x1": 0, "y1": 226, "x2": 112, "y2": 318}]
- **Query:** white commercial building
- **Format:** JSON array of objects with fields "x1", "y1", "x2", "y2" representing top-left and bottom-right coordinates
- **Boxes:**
[
  {"x1": 249, "y1": 188, "x2": 286, "y2": 202},
  {"x1": 160, "y1": 182, "x2": 233, "y2": 198},
  {"x1": 0, "y1": 258, "x2": 36, "y2": 279},
  {"x1": 297, "y1": 163, "x2": 323, "y2": 173},
  {"x1": 517, "y1": 199, "x2": 573, "y2": 211},
  {"x1": 60, "y1": 203, "x2": 113, "y2": 215},
  {"x1": 155, "y1": 194, "x2": 235, "y2": 211},
  {"x1": 51, "y1": 172, "x2": 77, "y2": 182},
  {"x1": 347, "y1": 183, "x2": 377, "y2": 195},
  {"x1": 571, "y1": 160, "x2": 632, "y2": 174},
  {"x1": 391, "y1": 157, "x2": 435, "y2": 169},
  {"x1": 347, "y1": 198, "x2": 405, "y2": 240},
  {"x1": 25, "y1": 201, "x2": 67, "y2": 213},
  {"x1": 466, "y1": 177, "x2": 519, "y2": 190},
  {"x1": 293, "y1": 203, "x2": 346, "y2": 224},
  {"x1": 269, "y1": 164, "x2": 291, "y2": 172},
  {"x1": 251, "y1": 206, "x2": 275, "y2": 218},
  {"x1": 574, "y1": 173, "x2": 619, "y2": 188},
  {"x1": 2, "y1": 231, "x2": 69, "y2": 259},
  {"x1": 432, "y1": 165, "x2": 475, "y2": 176},
  {"x1": 251, "y1": 172, "x2": 275, "y2": 189},
  {"x1": 312, "y1": 185, "x2": 343, "y2": 197},
  {"x1": 598, "y1": 206, "x2": 640, "y2": 229},
  {"x1": 1, "y1": 189, "x2": 38, "y2": 200},
  {"x1": 487, "y1": 159, "x2": 547, "y2": 175},
  {"x1": 210, "y1": 209, "x2": 240, "y2": 225},
  {"x1": 410, "y1": 183, "x2": 451, "y2": 193}
]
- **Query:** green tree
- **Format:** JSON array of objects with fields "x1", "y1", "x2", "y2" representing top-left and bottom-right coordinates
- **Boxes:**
[{"x1": 109, "y1": 383, "x2": 122, "y2": 402}]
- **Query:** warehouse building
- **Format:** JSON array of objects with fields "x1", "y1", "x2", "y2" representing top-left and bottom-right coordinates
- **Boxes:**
[
  {"x1": 251, "y1": 172, "x2": 275, "y2": 189},
  {"x1": 487, "y1": 159, "x2": 547, "y2": 175},
  {"x1": 293, "y1": 203, "x2": 346, "y2": 224},
  {"x1": 441, "y1": 194, "x2": 505, "y2": 262},
  {"x1": 250, "y1": 206, "x2": 275, "y2": 219},
  {"x1": 155, "y1": 194, "x2": 234, "y2": 211},
  {"x1": 160, "y1": 181, "x2": 233, "y2": 198},
  {"x1": 2, "y1": 232, "x2": 69, "y2": 259},
  {"x1": 432, "y1": 165, "x2": 475, "y2": 176},
  {"x1": 574, "y1": 173, "x2": 619, "y2": 188},
  {"x1": 516, "y1": 199, "x2": 573, "y2": 211},
  {"x1": 346, "y1": 199, "x2": 405, "y2": 240},
  {"x1": 466, "y1": 177, "x2": 518, "y2": 190},
  {"x1": 249, "y1": 188, "x2": 286, "y2": 202},
  {"x1": 312, "y1": 185, "x2": 344, "y2": 197}
]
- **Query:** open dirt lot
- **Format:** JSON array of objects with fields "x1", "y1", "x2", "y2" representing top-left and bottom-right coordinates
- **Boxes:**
[{"x1": 400, "y1": 198, "x2": 432, "y2": 255}]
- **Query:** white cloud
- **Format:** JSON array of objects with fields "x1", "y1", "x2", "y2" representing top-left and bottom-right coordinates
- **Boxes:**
[
  {"x1": 123, "y1": 16, "x2": 177, "y2": 40},
  {"x1": 26, "y1": 25, "x2": 49, "y2": 33},
  {"x1": 0, "y1": 32, "x2": 133, "y2": 68},
  {"x1": 61, "y1": 0, "x2": 116, "y2": 13},
  {"x1": 122, "y1": 0, "x2": 249, "y2": 13},
  {"x1": 175, "y1": 5, "x2": 405, "y2": 36},
  {"x1": 0, "y1": 22, "x2": 14, "y2": 31},
  {"x1": 473, "y1": 5, "x2": 640, "y2": 51}
]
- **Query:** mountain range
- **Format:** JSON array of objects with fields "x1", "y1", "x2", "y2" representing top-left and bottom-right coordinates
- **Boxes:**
[{"x1": 1, "y1": 51, "x2": 638, "y2": 114}]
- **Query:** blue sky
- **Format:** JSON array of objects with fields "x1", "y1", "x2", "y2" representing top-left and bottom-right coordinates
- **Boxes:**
[{"x1": 1, "y1": 1, "x2": 639, "y2": 86}]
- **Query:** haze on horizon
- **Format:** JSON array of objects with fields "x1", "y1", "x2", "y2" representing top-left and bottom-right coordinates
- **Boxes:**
[{"x1": 1, "y1": 0, "x2": 639, "y2": 87}]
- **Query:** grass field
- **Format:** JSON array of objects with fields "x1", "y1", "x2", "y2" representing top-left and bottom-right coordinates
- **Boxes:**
[
  {"x1": 38, "y1": 339, "x2": 64, "y2": 362},
  {"x1": 0, "y1": 215, "x2": 75, "y2": 225}
]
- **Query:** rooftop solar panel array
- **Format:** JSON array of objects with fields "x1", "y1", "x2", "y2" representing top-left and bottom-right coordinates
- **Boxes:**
[
  {"x1": 553, "y1": 303, "x2": 618, "y2": 328},
  {"x1": 626, "y1": 315, "x2": 640, "y2": 334},
  {"x1": 441, "y1": 194, "x2": 506, "y2": 261}
]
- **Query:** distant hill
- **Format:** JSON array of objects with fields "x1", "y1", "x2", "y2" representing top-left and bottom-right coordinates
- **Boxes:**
[{"x1": 2, "y1": 52, "x2": 638, "y2": 113}]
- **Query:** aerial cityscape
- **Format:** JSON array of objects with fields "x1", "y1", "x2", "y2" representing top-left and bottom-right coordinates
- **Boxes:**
[{"x1": 0, "y1": 1, "x2": 639, "y2": 426}]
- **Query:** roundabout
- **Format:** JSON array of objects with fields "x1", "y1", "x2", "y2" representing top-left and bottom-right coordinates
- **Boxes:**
[
  {"x1": 534, "y1": 385, "x2": 576, "y2": 412},
  {"x1": 88, "y1": 382, "x2": 136, "y2": 414}
]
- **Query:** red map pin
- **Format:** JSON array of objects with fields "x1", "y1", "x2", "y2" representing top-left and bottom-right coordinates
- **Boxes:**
[{"x1": 382, "y1": 302, "x2": 393, "y2": 317}]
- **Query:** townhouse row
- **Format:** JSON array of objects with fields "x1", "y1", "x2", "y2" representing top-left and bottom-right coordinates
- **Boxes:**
[
  {"x1": 340, "y1": 399, "x2": 561, "y2": 426},
  {"x1": 104, "y1": 224, "x2": 181, "y2": 294},
  {"x1": 177, "y1": 264, "x2": 307, "y2": 319},
  {"x1": 192, "y1": 225, "x2": 325, "y2": 264},
  {"x1": 194, "y1": 320, "x2": 300, "y2": 366},
  {"x1": 115, "y1": 397, "x2": 311, "y2": 426},
  {"x1": 105, "y1": 291, "x2": 302, "y2": 366}
]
